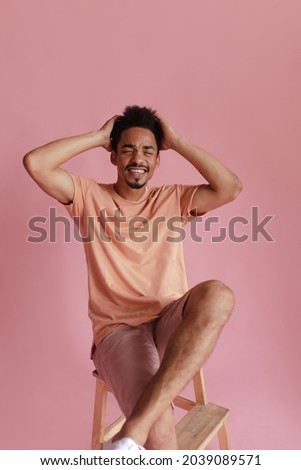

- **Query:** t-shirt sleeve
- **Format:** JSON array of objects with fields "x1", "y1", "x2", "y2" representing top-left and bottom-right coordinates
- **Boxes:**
[
  {"x1": 63, "y1": 172, "x2": 91, "y2": 220},
  {"x1": 177, "y1": 184, "x2": 201, "y2": 221}
]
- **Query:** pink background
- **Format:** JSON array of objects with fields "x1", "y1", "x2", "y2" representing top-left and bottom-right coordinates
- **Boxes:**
[{"x1": 1, "y1": 0, "x2": 300, "y2": 449}]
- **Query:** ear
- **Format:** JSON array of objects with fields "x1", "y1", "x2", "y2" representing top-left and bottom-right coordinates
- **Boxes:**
[
  {"x1": 155, "y1": 153, "x2": 160, "y2": 168},
  {"x1": 110, "y1": 151, "x2": 117, "y2": 166}
]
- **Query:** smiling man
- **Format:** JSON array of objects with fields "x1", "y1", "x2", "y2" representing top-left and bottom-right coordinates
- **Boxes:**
[
  {"x1": 23, "y1": 105, "x2": 242, "y2": 450},
  {"x1": 111, "y1": 127, "x2": 160, "y2": 193}
]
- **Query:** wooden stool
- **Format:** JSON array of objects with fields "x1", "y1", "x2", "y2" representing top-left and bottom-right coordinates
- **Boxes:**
[{"x1": 91, "y1": 369, "x2": 231, "y2": 450}]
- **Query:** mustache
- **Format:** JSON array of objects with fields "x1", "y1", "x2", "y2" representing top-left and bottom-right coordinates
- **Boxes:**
[{"x1": 125, "y1": 163, "x2": 149, "y2": 172}]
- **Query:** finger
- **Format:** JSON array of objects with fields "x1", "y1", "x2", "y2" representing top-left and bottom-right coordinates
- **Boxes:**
[{"x1": 155, "y1": 112, "x2": 164, "y2": 122}]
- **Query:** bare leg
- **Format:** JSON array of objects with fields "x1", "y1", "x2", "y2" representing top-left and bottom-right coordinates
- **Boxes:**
[
  {"x1": 115, "y1": 280, "x2": 234, "y2": 447},
  {"x1": 144, "y1": 406, "x2": 178, "y2": 449}
]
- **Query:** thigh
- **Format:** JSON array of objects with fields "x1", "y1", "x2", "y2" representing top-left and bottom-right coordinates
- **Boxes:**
[
  {"x1": 154, "y1": 290, "x2": 192, "y2": 361},
  {"x1": 92, "y1": 324, "x2": 160, "y2": 417}
]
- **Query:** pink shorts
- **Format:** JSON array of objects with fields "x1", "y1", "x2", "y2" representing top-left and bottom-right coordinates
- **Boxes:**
[{"x1": 92, "y1": 290, "x2": 191, "y2": 417}]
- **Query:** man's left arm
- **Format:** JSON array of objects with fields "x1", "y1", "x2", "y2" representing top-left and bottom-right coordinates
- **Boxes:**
[{"x1": 158, "y1": 116, "x2": 243, "y2": 214}]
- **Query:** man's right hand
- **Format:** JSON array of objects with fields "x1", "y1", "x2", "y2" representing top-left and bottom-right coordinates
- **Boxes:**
[{"x1": 97, "y1": 115, "x2": 119, "y2": 151}]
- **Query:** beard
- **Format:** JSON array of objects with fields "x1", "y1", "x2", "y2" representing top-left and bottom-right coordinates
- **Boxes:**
[{"x1": 126, "y1": 179, "x2": 147, "y2": 189}]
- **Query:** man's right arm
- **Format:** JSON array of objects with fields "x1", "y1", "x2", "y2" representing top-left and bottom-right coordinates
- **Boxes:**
[{"x1": 23, "y1": 116, "x2": 117, "y2": 204}]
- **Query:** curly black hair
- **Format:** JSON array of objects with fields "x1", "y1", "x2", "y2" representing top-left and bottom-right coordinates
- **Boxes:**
[{"x1": 110, "y1": 105, "x2": 163, "y2": 154}]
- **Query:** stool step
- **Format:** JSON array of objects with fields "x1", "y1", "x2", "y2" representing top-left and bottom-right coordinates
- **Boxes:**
[
  {"x1": 104, "y1": 416, "x2": 126, "y2": 442},
  {"x1": 176, "y1": 403, "x2": 229, "y2": 450}
]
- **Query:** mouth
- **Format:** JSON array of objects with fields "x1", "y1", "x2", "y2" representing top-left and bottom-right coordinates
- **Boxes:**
[{"x1": 125, "y1": 166, "x2": 149, "y2": 178}]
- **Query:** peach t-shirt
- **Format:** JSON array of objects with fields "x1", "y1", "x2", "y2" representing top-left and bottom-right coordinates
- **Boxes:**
[{"x1": 65, "y1": 172, "x2": 199, "y2": 345}]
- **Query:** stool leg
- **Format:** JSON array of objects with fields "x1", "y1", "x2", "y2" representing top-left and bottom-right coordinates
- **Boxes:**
[
  {"x1": 218, "y1": 419, "x2": 231, "y2": 450},
  {"x1": 193, "y1": 369, "x2": 207, "y2": 405},
  {"x1": 91, "y1": 379, "x2": 107, "y2": 450}
]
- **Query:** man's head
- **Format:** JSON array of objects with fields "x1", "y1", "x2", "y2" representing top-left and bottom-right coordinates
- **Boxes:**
[
  {"x1": 110, "y1": 106, "x2": 163, "y2": 191},
  {"x1": 110, "y1": 105, "x2": 163, "y2": 154}
]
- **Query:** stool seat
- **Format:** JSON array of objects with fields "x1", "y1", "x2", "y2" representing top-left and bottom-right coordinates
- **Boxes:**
[{"x1": 91, "y1": 369, "x2": 230, "y2": 450}]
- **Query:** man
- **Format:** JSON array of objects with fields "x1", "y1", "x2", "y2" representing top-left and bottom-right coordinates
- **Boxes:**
[{"x1": 24, "y1": 105, "x2": 242, "y2": 450}]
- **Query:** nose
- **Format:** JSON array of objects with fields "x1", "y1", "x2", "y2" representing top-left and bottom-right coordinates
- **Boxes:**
[{"x1": 131, "y1": 146, "x2": 144, "y2": 162}]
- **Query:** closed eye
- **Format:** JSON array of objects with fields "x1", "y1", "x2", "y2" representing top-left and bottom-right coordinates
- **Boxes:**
[
  {"x1": 120, "y1": 144, "x2": 156, "y2": 156},
  {"x1": 143, "y1": 146, "x2": 155, "y2": 156}
]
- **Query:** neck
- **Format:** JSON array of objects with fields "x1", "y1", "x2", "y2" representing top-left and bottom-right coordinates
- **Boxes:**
[{"x1": 113, "y1": 181, "x2": 148, "y2": 201}]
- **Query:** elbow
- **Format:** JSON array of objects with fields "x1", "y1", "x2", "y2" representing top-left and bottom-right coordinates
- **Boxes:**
[
  {"x1": 231, "y1": 176, "x2": 243, "y2": 200},
  {"x1": 23, "y1": 152, "x2": 33, "y2": 172},
  {"x1": 23, "y1": 151, "x2": 40, "y2": 176},
  {"x1": 224, "y1": 176, "x2": 243, "y2": 203}
]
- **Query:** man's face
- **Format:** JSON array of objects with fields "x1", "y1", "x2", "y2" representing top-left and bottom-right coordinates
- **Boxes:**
[{"x1": 111, "y1": 127, "x2": 160, "y2": 189}]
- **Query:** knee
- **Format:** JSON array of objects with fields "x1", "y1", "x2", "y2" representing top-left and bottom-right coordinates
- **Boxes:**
[
  {"x1": 201, "y1": 279, "x2": 234, "y2": 306},
  {"x1": 186, "y1": 280, "x2": 234, "y2": 325}
]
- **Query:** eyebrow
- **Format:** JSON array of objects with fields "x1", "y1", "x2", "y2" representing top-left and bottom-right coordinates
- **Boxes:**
[{"x1": 121, "y1": 144, "x2": 155, "y2": 150}]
